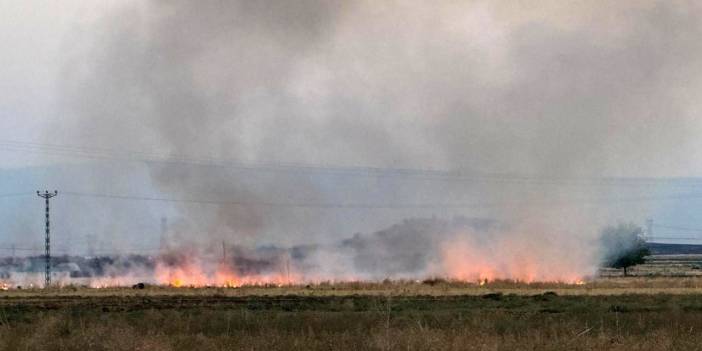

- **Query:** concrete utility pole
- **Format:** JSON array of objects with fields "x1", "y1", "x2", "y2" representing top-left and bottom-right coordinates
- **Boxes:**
[
  {"x1": 222, "y1": 241, "x2": 227, "y2": 262},
  {"x1": 646, "y1": 218, "x2": 653, "y2": 242},
  {"x1": 160, "y1": 217, "x2": 168, "y2": 252},
  {"x1": 86, "y1": 234, "x2": 96, "y2": 256},
  {"x1": 37, "y1": 190, "x2": 57, "y2": 288}
]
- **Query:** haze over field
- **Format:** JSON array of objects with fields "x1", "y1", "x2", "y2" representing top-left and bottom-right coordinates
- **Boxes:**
[{"x1": 2, "y1": 1, "x2": 702, "y2": 284}]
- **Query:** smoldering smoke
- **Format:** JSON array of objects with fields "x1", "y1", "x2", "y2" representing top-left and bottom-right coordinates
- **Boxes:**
[
  {"x1": 0, "y1": 216, "x2": 594, "y2": 287},
  {"x1": 41, "y1": 1, "x2": 702, "y2": 283}
]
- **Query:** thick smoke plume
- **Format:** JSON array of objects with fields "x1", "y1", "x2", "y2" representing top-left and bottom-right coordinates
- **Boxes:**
[{"x1": 43, "y1": 0, "x2": 702, "y2": 284}]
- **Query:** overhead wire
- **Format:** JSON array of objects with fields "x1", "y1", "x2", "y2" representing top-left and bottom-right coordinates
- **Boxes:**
[
  {"x1": 647, "y1": 237, "x2": 702, "y2": 241},
  {"x1": 652, "y1": 224, "x2": 702, "y2": 233},
  {"x1": 4, "y1": 138, "x2": 702, "y2": 187},
  {"x1": 7, "y1": 141, "x2": 702, "y2": 247},
  {"x1": 56, "y1": 190, "x2": 702, "y2": 209},
  {"x1": 0, "y1": 192, "x2": 33, "y2": 199}
]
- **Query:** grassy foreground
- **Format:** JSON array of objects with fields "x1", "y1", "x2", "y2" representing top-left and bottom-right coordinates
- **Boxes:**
[{"x1": 2, "y1": 278, "x2": 702, "y2": 350}]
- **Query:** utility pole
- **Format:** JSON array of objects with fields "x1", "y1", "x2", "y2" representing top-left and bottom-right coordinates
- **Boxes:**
[
  {"x1": 86, "y1": 234, "x2": 96, "y2": 257},
  {"x1": 222, "y1": 241, "x2": 227, "y2": 262},
  {"x1": 160, "y1": 217, "x2": 168, "y2": 252},
  {"x1": 646, "y1": 218, "x2": 653, "y2": 242},
  {"x1": 286, "y1": 255, "x2": 291, "y2": 286},
  {"x1": 37, "y1": 190, "x2": 57, "y2": 288}
]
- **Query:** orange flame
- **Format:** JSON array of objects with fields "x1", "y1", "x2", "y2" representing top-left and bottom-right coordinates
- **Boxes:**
[
  {"x1": 438, "y1": 231, "x2": 590, "y2": 284},
  {"x1": 154, "y1": 258, "x2": 300, "y2": 287}
]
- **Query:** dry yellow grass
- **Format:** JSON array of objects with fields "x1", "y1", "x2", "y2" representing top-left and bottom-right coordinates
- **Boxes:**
[
  {"x1": 5, "y1": 276, "x2": 702, "y2": 297},
  {"x1": 2, "y1": 277, "x2": 702, "y2": 350}
]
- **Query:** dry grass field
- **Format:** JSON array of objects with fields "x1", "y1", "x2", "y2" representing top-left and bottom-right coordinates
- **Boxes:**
[
  {"x1": 2, "y1": 278, "x2": 702, "y2": 350},
  {"x1": 6, "y1": 276, "x2": 702, "y2": 297}
]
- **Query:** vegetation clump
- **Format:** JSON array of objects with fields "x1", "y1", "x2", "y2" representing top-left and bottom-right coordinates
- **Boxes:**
[{"x1": 600, "y1": 223, "x2": 651, "y2": 276}]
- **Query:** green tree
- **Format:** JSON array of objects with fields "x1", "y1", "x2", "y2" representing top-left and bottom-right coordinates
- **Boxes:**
[{"x1": 600, "y1": 223, "x2": 650, "y2": 276}]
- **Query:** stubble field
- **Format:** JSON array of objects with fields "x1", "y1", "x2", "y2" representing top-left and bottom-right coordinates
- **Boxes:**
[{"x1": 1, "y1": 278, "x2": 702, "y2": 350}]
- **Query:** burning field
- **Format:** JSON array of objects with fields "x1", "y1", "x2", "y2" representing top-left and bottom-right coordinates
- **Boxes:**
[
  {"x1": 4, "y1": 0, "x2": 699, "y2": 294},
  {"x1": 0, "y1": 217, "x2": 600, "y2": 289},
  {"x1": 4, "y1": 0, "x2": 702, "y2": 349}
]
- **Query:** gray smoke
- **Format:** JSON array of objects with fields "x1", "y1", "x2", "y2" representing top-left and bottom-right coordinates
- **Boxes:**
[{"x1": 46, "y1": 1, "x2": 702, "y2": 281}]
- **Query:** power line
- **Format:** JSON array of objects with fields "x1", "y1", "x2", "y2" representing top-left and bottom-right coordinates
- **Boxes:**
[
  {"x1": 0, "y1": 246, "x2": 160, "y2": 254},
  {"x1": 57, "y1": 190, "x2": 702, "y2": 209},
  {"x1": 0, "y1": 140, "x2": 597, "y2": 184},
  {"x1": 0, "y1": 187, "x2": 697, "y2": 211},
  {"x1": 648, "y1": 233, "x2": 702, "y2": 238},
  {"x1": 646, "y1": 236, "x2": 702, "y2": 242},
  {"x1": 0, "y1": 139, "x2": 483, "y2": 178},
  {"x1": 4, "y1": 138, "x2": 702, "y2": 187},
  {"x1": 61, "y1": 191, "x2": 491, "y2": 209},
  {"x1": 0, "y1": 247, "x2": 42, "y2": 252},
  {"x1": 0, "y1": 192, "x2": 34, "y2": 199},
  {"x1": 652, "y1": 224, "x2": 702, "y2": 233}
]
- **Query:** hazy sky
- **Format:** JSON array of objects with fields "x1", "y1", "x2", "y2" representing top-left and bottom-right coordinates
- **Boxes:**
[
  {"x1": 0, "y1": 1, "x2": 125, "y2": 167},
  {"x1": 1, "y1": 0, "x2": 701, "y2": 176}
]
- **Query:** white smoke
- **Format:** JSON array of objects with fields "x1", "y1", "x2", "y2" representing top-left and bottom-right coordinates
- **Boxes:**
[{"x1": 33, "y1": 0, "x2": 702, "y2": 281}]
